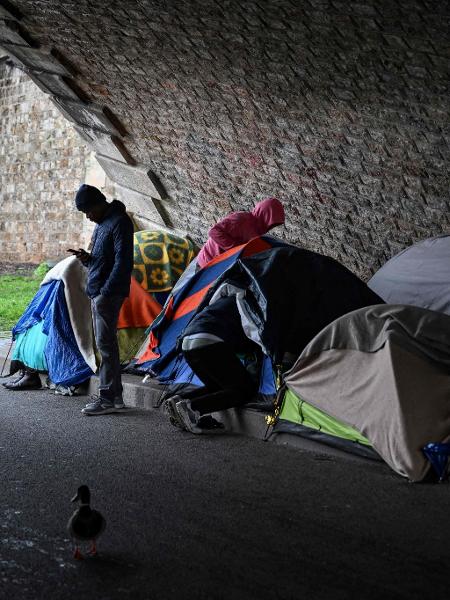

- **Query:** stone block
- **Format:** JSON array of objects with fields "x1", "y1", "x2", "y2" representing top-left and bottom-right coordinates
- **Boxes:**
[
  {"x1": 95, "y1": 154, "x2": 167, "y2": 201},
  {"x1": 132, "y1": 214, "x2": 176, "y2": 233},
  {"x1": 74, "y1": 126, "x2": 134, "y2": 163},
  {"x1": 51, "y1": 97, "x2": 123, "y2": 136},
  {"x1": 0, "y1": 19, "x2": 30, "y2": 46},
  {"x1": 115, "y1": 186, "x2": 166, "y2": 226},
  {"x1": 0, "y1": 44, "x2": 71, "y2": 75},
  {"x1": 26, "y1": 71, "x2": 82, "y2": 101},
  {"x1": 0, "y1": 3, "x2": 21, "y2": 20}
]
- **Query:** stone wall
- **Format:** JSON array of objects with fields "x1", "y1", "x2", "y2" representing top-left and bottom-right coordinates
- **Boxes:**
[
  {"x1": 0, "y1": 60, "x2": 105, "y2": 263},
  {"x1": 2, "y1": 0, "x2": 450, "y2": 277}
]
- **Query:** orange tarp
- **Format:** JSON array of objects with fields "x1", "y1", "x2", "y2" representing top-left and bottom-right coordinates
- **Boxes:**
[{"x1": 117, "y1": 277, "x2": 162, "y2": 330}]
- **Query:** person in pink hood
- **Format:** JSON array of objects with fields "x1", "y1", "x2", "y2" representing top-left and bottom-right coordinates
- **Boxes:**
[{"x1": 196, "y1": 197, "x2": 285, "y2": 268}]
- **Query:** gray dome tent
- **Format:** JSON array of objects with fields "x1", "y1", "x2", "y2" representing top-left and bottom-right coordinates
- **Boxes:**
[
  {"x1": 368, "y1": 235, "x2": 450, "y2": 316},
  {"x1": 273, "y1": 304, "x2": 450, "y2": 482}
]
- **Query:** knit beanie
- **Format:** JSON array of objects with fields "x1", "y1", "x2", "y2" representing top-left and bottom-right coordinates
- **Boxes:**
[{"x1": 75, "y1": 184, "x2": 106, "y2": 211}]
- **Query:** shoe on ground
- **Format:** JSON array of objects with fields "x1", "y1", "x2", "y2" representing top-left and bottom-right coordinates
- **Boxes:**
[
  {"x1": 83, "y1": 395, "x2": 126, "y2": 411},
  {"x1": 113, "y1": 398, "x2": 127, "y2": 411},
  {"x1": 3, "y1": 371, "x2": 42, "y2": 391},
  {"x1": 164, "y1": 395, "x2": 185, "y2": 430},
  {"x1": 81, "y1": 396, "x2": 117, "y2": 416},
  {"x1": 2, "y1": 370, "x2": 25, "y2": 388},
  {"x1": 175, "y1": 399, "x2": 203, "y2": 434}
]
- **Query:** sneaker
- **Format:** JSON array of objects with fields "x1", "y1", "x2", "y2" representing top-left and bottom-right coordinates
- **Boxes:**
[
  {"x1": 114, "y1": 400, "x2": 127, "y2": 411},
  {"x1": 81, "y1": 397, "x2": 116, "y2": 416},
  {"x1": 164, "y1": 396, "x2": 185, "y2": 430},
  {"x1": 175, "y1": 399, "x2": 203, "y2": 434},
  {"x1": 2, "y1": 370, "x2": 24, "y2": 388},
  {"x1": 3, "y1": 370, "x2": 42, "y2": 390}
]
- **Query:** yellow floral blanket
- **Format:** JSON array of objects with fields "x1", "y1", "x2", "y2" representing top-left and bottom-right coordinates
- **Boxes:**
[{"x1": 132, "y1": 231, "x2": 197, "y2": 292}]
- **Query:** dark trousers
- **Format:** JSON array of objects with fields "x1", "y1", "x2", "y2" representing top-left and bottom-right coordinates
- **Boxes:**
[
  {"x1": 92, "y1": 294, "x2": 125, "y2": 402},
  {"x1": 182, "y1": 343, "x2": 258, "y2": 415}
]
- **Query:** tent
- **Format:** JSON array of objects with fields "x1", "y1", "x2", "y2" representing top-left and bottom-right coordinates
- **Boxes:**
[
  {"x1": 368, "y1": 235, "x2": 450, "y2": 315},
  {"x1": 197, "y1": 245, "x2": 384, "y2": 365},
  {"x1": 272, "y1": 304, "x2": 450, "y2": 481},
  {"x1": 9, "y1": 256, "x2": 161, "y2": 390},
  {"x1": 129, "y1": 236, "x2": 286, "y2": 403},
  {"x1": 131, "y1": 241, "x2": 382, "y2": 408}
]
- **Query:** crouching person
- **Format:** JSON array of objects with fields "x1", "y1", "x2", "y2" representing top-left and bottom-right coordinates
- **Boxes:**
[
  {"x1": 71, "y1": 184, "x2": 134, "y2": 415},
  {"x1": 165, "y1": 296, "x2": 261, "y2": 433}
]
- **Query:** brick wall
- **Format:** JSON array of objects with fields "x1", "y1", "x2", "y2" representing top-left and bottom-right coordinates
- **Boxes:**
[
  {"x1": 0, "y1": 60, "x2": 104, "y2": 263},
  {"x1": 3, "y1": 0, "x2": 450, "y2": 277}
]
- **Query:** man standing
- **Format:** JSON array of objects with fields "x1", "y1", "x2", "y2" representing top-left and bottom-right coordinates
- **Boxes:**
[{"x1": 71, "y1": 184, "x2": 134, "y2": 415}]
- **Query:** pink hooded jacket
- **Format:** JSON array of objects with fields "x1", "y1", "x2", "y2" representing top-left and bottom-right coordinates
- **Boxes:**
[{"x1": 197, "y1": 197, "x2": 285, "y2": 268}]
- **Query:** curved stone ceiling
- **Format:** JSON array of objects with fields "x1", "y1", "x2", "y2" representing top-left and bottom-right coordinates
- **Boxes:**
[{"x1": 1, "y1": 0, "x2": 449, "y2": 278}]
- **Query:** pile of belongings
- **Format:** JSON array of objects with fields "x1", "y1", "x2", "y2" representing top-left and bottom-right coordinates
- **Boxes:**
[
  {"x1": 5, "y1": 230, "x2": 195, "y2": 395},
  {"x1": 6, "y1": 257, "x2": 161, "y2": 394},
  {"x1": 8, "y1": 256, "x2": 97, "y2": 393}
]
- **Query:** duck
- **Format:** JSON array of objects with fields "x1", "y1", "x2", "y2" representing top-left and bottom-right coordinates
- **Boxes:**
[{"x1": 67, "y1": 485, "x2": 106, "y2": 559}]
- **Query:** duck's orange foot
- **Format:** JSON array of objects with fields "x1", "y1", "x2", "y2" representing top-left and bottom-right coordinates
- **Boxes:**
[{"x1": 73, "y1": 547, "x2": 84, "y2": 560}]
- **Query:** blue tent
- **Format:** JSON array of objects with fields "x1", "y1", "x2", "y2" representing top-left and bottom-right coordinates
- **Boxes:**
[{"x1": 129, "y1": 236, "x2": 290, "y2": 405}]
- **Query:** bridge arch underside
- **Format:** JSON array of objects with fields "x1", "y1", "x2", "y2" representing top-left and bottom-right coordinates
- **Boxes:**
[{"x1": 1, "y1": 0, "x2": 449, "y2": 278}]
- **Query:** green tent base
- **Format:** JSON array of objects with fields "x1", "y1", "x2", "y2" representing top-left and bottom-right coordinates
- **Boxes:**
[
  {"x1": 272, "y1": 388, "x2": 381, "y2": 461},
  {"x1": 280, "y1": 388, "x2": 371, "y2": 445}
]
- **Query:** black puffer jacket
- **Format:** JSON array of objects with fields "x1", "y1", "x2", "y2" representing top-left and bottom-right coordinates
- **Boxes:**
[{"x1": 86, "y1": 200, "x2": 134, "y2": 298}]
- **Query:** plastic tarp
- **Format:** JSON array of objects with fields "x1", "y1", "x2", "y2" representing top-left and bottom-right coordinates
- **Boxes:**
[
  {"x1": 41, "y1": 256, "x2": 96, "y2": 372},
  {"x1": 12, "y1": 280, "x2": 94, "y2": 387},
  {"x1": 13, "y1": 320, "x2": 48, "y2": 372}
]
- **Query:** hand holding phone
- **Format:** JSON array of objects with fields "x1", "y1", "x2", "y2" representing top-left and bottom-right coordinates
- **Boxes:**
[{"x1": 67, "y1": 248, "x2": 90, "y2": 264}]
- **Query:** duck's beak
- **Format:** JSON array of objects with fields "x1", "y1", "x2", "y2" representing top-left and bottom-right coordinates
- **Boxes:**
[{"x1": 71, "y1": 492, "x2": 79, "y2": 503}]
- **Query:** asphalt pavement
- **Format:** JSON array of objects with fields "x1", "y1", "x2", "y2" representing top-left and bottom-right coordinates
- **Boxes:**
[{"x1": 1, "y1": 384, "x2": 449, "y2": 600}]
